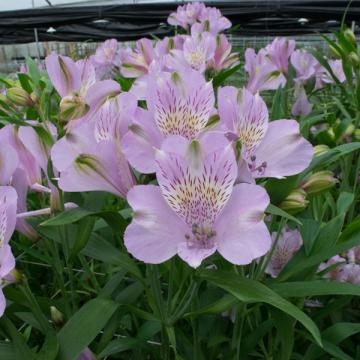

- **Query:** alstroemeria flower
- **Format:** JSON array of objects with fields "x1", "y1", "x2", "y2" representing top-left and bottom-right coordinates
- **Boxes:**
[
  {"x1": 291, "y1": 86, "x2": 313, "y2": 116},
  {"x1": 218, "y1": 86, "x2": 313, "y2": 180},
  {"x1": 122, "y1": 69, "x2": 215, "y2": 173},
  {"x1": 168, "y1": 31, "x2": 216, "y2": 73},
  {"x1": 318, "y1": 255, "x2": 346, "y2": 280},
  {"x1": 93, "y1": 39, "x2": 118, "y2": 67},
  {"x1": 316, "y1": 59, "x2": 346, "y2": 88},
  {"x1": 265, "y1": 37, "x2": 296, "y2": 75},
  {"x1": 0, "y1": 186, "x2": 18, "y2": 317},
  {"x1": 265, "y1": 227, "x2": 303, "y2": 277},
  {"x1": 51, "y1": 93, "x2": 137, "y2": 197},
  {"x1": 208, "y1": 34, "x2": 239, "y2": 72},
  {"x1": 291, "y1": 49, "x2": 318, "y2": 85},
  {"x1": 244, "y1": 48, "x2": 286, "y2": 94},
  {"x1": 120, "y1": 38, "x2": 156, "y2": 78},
  {"x1": 124, "y1": 133, "x2": 271, "y2": 268},
  {"x1": 197, "y1": 7, "x2": 232, "y2": 34},
  {"x1": 167, "y1": 2, "x2": 206, "y2": 29}
]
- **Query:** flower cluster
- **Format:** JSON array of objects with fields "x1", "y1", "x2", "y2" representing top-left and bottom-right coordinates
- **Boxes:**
[{"x1": 4, "y1": 2, "x2": 357, "y2": 320}]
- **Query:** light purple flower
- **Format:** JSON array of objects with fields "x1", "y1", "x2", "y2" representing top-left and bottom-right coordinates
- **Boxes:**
[
  {"x1": 208, "y1": 34, "x2": 239, "y2": 72},
  {"x1": 0, "y1": 186, "x2": 18, "y2": 317},
  {"x1": 265, "y1": 227, "x2": 303, "y2": 277},
  {"x1": 265, "y1": 37, "x2": 296, "y2": 75},
  {"x1": 77, "y1": 347, "x2": 97, "y2": 360},
  {"x1": 244, "y1": 48, "x2": 286, "y2": 94},
  {"x1": 124, "y1": 133, "x2": 271, "y2": 268},
  {"x1": 122, "y1": 69, "x2": 215, "y2": 174},
  {"x1": 120, "y1": 38, "x2": 156, "y2": 78},
  {"x1": 291, "y1": 86, "x2": 313, "y2": 116},
  {"x1": 197, "y1": 7, "x2": 232, "y2": 34},
  {"x1": 290, "y1": 49, "x2": 318, "y2": 85},
  {"x1": 337, "y1": 263, "x2": 360, "y2": 285},
  {"x1": 168, "y1": 31, "x2": 216, "y2": 73},
  {"x1": 318, "y1": 255, "x2": 346, "y2": 280},
  {"x1": 218, "y1": 86, "x2": 313, "y2": 180},
  {"x1": 51, "y1": 93, "x2": 137, "y2": 197},
  {"x1": 316, "y1": 59, "x2": 346, "y2": 88},
  {"x1": 167, "y1": 2, "x2": 206, "y2": 29},
  {"x1": 93, "y1": 39, "x2": 118, "y2": 67}
]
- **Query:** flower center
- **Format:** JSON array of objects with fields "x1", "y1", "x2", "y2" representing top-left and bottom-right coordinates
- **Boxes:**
[
  {"x1": 185, "y1": 223, "x2": 216, "y2": 249},
  {"x1": 248, "y1": 155, "x2": 267, "y2": 175},
  {"x1": 188, "y1": 50, "x2": 205, "y2": 70}
]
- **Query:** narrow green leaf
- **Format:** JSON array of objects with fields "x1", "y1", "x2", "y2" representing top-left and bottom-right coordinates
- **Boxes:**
[
  {"x1": 199, "y1": 270, "x2": 322, "y2": 346},
  {"x1": 266, "y1": 204, "x2": 302, "y2": 225},
  {"x1": 337, "y1": 192, "x2": 354, "y2": 215},
  {"x1": 57, "y1": 298, "x2": 119, "y2": 360},
  {"x1": 299, "y1": 219, "x2": 321, "y2": 255}
]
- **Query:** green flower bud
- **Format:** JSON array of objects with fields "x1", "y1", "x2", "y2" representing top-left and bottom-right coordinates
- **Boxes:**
[
  {"x1": 354, "y1": 129, "x2": 360, "y2": 141},
  {"x1": 7, "y1": 87, "x2": 33, "y2": 106},
  {"x1": 279, "y1": 189, "x2": 309, "y2": 214},
  {"x1": 60, "y1": 94, "x2": 89, "y2": 122},
  {"x1": 344, "y1": 28, "x2": 357, "y2": 47},
  {"x1": 349, "y1": 52, "x2": 360, "y2": 68},
  {"x1": 301, "y1": 170, "x2": 337, "y2": 195},
  {"x1": 50, "y1": 306, "x2": 65, "y2": 327},
  {"x1": 313, "y1": 144, "x2": 329, "y2": 157}
]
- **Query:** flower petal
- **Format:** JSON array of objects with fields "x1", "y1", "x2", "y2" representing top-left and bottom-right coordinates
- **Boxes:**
[
  {"x1": 216, "y1": 183, "x2": 271, "y2": 265},
  {"x1": 124, "y1": 185, "x2": 188, "y2": 263},
  {"x1": 252, "y1": 120, "x2": 313, "y2": 178},
  {"x1": 0, "y1": 186, "x2": 17, "y2": 247}
]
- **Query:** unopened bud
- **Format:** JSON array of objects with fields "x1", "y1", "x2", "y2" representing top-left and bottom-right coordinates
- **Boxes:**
[
  {"x1": 344, "y1": 28, "x2": 357, "y2": 47},
  {"x1": 279, "y1": 189, "x2": 309, "y2": 214},
  {"x1": 344, "y1": 124, "x2": 355, "y2": 137},
  {"x1": 30, "y1": 92, "x2": 39, "y2": 105},
  {"x1": 301, "y1": 171, "x2": 337, "y2": 195},
  {"x1": 7, "y1": 87, "x2": 33, "y2": 106},
  {"x1": 349, "y1": 52, "x2": 360, "y2": 68},
  {"x1": 313, "y1": 144, "x2": 329, "y2": 157},
  {"x1": 60, "y1": 94, "x2": 89, "y2": 122},
  {"x1": 50, "y1": 306, "x2": 65, "y2": 326},
  {"x1": 354, "y1": 129, "x2": 360, "y2": 141}
]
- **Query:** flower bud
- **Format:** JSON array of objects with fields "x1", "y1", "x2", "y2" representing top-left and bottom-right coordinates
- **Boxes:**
[
  {"x1": 7, "y1": 87, "x2": 33, "y2": 106},
  {"x1": 60, "y1": 94, "x2": 89, "y2": 122},
  {"x1": 50, "y1": 306, "x2": 65, "y2": 326},
  {"x1": 349, "y1": 52, "x2": 360, "y2": 68},
  {"x1": 344, "y1": 29, "x2": 357, "y2": 47},
  {"x1": 313, "y1": 144, "x2": 329, "y2": 157},
  {"x1": 354, "y1": 129, "x2": 360, "y2": 141},
  {"x1": 279, "y1": 189, "x2": 309, "y2": 214},
  {"x1": 301, "y1": 171, "x2": 337, "y2": 195}
]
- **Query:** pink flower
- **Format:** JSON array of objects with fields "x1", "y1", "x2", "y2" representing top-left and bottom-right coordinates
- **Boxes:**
[
  {"x1": 337, "y1": 263, "x2": 360, "y2": 285},
  {"x1": 168, "y1": 2, "x2": 206, "y2": 29},
  {"x1": 316, "y1": 60, "x2": 346, "y2": 88},
  {"x1": 291, "y1": 86, "x2": 313, "y2": 116},
  {"x1": 124, "y1": 133, "x2": 271, "y2": 268},
  {"x1": 122, "y1": 69, "x2": 215, "y2": 173},
  {"x1": 93, "y1": 39, "x2": 118, "y2": 67},
  {"x1": 208, "y1": 34, "x2": 239, "y2": 72},
  {"x1": 218, "y1": 86, "x2": 313, "y2": 180},
  {"x1": 265, "y1": 227, "x2": 303, "y2": 277},
  {"x1": 244, "y1": 48, "x2": 286, "y2": 94},
  {"x1": 318, "y1": 255, "x2": 346, "y2": 280},
  {"x1": 0, "y1": 186, "x2": 18, "y2": 317},
  {"x1": 291, "y1": 49, "x2": 318, "y2": 85},
  {"x1": 51, "y1": 93, "x2": 137, "y2": 198},
  {"x1": 120, "y1": 38, "x2": 156, "y2": 78},
  {"x1": 265, "y1": 37, "x2": 296, "y2": 75},
  {"x1": 197, "y1": 7, "x2": 232, "y2": 34}
]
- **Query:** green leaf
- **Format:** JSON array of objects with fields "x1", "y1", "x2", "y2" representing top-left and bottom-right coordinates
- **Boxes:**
[
  {"x1": 337, "y1": 192, "x2": 354, "y2": 215},
  {"x1": 305, "y1": 143, "x2": 360, "y2": 174},
  {"x1": 185, "y1": 294, "x2": 238, "y2": 316},
  {"x1": 17, "y1": 73, "x2": 33, "y2": 93},
  {"x1": 0, "y1": 342, "x2": 16, "y2": 360},
  {"x1": 40, "y1": 207, "x2": 128, "y2": 234},
  {"x1": 265, "y1": 175, "x2": 299, "y2": 205},
  {"x1": 57, "y1": 298, "x2": 119, "y2": 360},
  {"x1": 270, "y1": 280, "x2": 360, "y2": 298},
  {"x1": 199, "y1": 270, "x2": 322, "y2": 346},
  {"x1": 36, "y1": 333, "x2": 59, "y2": 360},
  {"x1": 212, "y1": 64, "x2": 241, "y2": 88},
  {"x1": 26, "y1": 56, "x2": 40, "y2": 87},
  {"x1": 266, "y1": 204, "x2": 302, "y2": 225},
  {"x1": 70, "y1": 217, "x2": 95, "y2": 260},
  {"x1": 278, "y1": 221, "x2": 360, "y2": 281},
  {"x1": 299, "y1": 219, "x2": 321, "y2": 255},
  {"x1": 81, "y1": 233, "x2": 141, "y2": 278}
]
